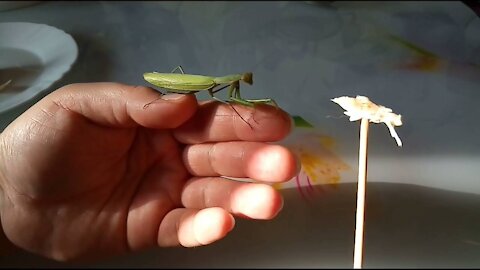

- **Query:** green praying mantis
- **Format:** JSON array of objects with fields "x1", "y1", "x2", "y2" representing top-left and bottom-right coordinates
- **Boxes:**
[
  {"x1": 142, "y1": 66, "x2": 279, "y2": 128},
  {"x1": 143, "y1": 66, "x2": 278, "y2": 108},
  {"x1": 142, "y1": 66, "x2": 314, "y2": 129}
]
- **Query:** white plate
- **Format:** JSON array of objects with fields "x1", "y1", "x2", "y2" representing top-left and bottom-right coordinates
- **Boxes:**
[
  {"x1": 0, "y1": 22, "x2": 78, "y2": 113},
  {"x1": 0, "y1": 1, "x2": 40, "y2": 11}
]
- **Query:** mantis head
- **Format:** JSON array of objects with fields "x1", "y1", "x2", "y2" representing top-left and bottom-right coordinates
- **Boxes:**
[{"x1": 242, "y1": 73, "x2": 253, "y2": 85}]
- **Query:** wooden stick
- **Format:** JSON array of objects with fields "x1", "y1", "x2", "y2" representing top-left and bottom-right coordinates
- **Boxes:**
[
  {"x1": 354, "y1": 117, "x2": 369, "y2": 269},
  {"x1": 331, "y1": 95, "x2": 402, "y2": 268}
]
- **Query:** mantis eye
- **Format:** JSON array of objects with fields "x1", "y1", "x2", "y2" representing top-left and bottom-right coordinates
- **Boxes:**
[{"x1": 242, "y1": 73, "x2": 253, "y2": 85}]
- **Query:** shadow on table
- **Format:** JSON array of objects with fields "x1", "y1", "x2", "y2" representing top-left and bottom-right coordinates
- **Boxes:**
[{"x1": 1, "y1": 182, "x2": 479, "y2": 268}]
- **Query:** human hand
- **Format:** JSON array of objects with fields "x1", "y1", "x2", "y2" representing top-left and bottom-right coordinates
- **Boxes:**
[{"x1": 0, "y1": 83, "x2": 298, "y2": 262}]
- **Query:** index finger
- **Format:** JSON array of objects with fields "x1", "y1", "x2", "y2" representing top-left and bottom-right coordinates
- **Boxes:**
[
  {"x1": 173, "y1": 101, "x2": 292, "y2": 144},
  {"x1": 45, "y1": 82, "x2": 198, "y2": 129}
]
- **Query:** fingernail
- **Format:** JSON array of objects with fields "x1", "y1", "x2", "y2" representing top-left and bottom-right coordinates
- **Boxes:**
[{"x1": 161, "y1": 93, "x2": 184, "y2": 100}]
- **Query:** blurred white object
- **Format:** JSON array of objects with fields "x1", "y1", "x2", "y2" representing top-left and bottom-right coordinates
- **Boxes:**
[
  {"x1": 332, "y1": 95, "x2": 403, "y2": 147},
  {"x1": 0, "y1": 22, "x2": 78, "y2": 112}
]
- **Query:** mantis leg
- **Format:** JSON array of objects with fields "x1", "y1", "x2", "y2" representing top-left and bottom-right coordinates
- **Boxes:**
[
  {"x1": 207, "y1": 87, "x2": 253, "y2": 129},
  {"x1": 226, "y1": 83, "x2": 261, "y2": 125},
  {"x1": 143, "y1": 92, "x2": 165, "y2": 109},
  {"x1": 226, "y1": 82, "x2": 251, "y2": 107},
  {"x1": 244, "y1": 98, "x2": 279, "y2": 108},
  {"x1": 233, "y1": 82, "x2": 243, "y2": 100},
  {"x1": 226, "y1": 80, "x2": 278, "y2": 112},
  {"x1": 210, "y1": 84, "x2": 230, "y2": 94},
  {"x1": 229, "y1": 82, "x2": 279, "y2": 121},
  {"x1": 170, "y1": 66, "x2": 185, "y2": 74},
  {"x1": 229, "y1": 97, "x2": 254, "y2": 107},
  {"x1": 207, "y1": 88, "x2": 229, "y2": 104}
]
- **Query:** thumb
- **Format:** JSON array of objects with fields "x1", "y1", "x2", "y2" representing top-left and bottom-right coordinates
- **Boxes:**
[{"x1": 45, "y1": 82, "x2": 198, "y2": 129}]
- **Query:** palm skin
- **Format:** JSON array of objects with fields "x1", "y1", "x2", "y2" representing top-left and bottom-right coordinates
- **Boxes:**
[{"x1": 0, "y1": 83, "x2": 298, "y2": 262}]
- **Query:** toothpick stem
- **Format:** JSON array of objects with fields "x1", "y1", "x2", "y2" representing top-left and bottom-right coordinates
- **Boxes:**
[{"x1": 354, "y1": 117, "x2": 369, "y2": 269}]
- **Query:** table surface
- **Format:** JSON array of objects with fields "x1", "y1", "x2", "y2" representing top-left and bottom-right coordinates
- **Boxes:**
[{"x1": 1, "y1": 1, "x2": 480, "y2": 268}]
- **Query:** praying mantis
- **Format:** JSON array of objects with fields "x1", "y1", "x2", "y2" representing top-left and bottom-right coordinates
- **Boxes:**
[
  {"x1": 143, "y1": 66, "x2": 278, "y2": 108},
  {"x1": 142, "y1": 66, "x2": 315, "y2": 129},
  {"x1": 142, "y1": 66, "x2": 280, "y2": 128}
]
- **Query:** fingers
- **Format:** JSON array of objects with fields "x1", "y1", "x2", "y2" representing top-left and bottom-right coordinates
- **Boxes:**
[
  {"x1": 173, "y1": 101, "x2": 292, "y2": 144},
  {"x1": 183, "y1": 142, "x2": 299, "y2": 182},
  {"x1": 157, "y1": 178, "x2": 284, "y2": 248},
  {"x1": 46, "y1": 82, "x2": 198, "y2": 129},
  {"x1": 157, "y1": 207, "x2": 235, "y2": 247},
  {"x1": 181, "y1": 177, "x2": 284, "y2": 220}
]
